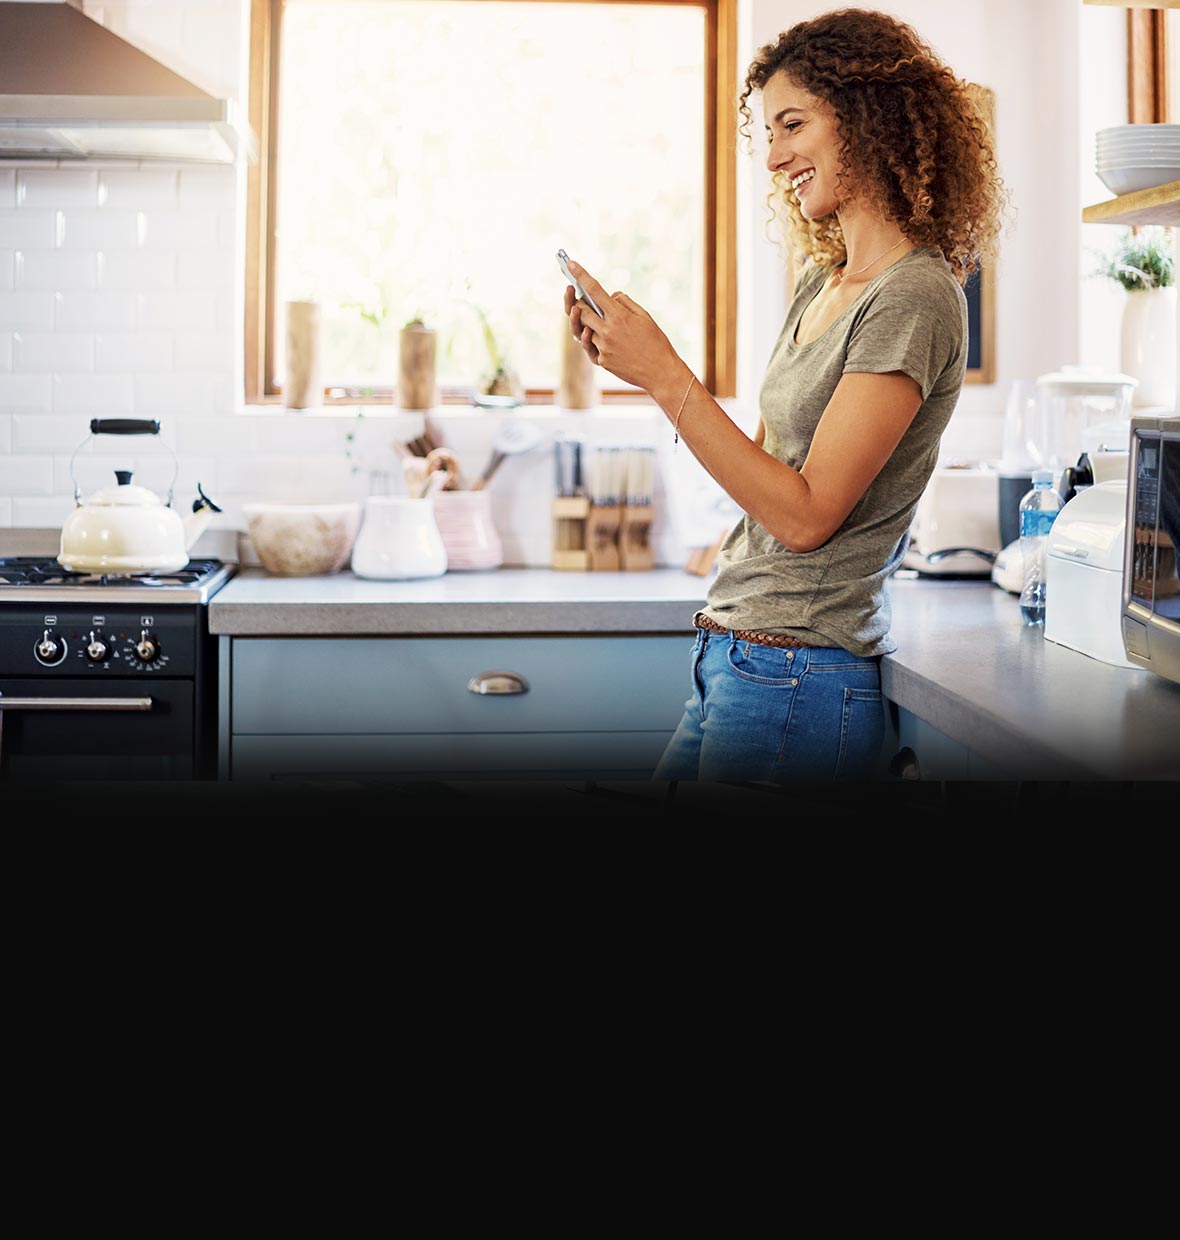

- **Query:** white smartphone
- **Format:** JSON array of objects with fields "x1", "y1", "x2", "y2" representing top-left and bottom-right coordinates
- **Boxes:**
[{"x1": 557, "y1": 249, "x2": 605, "y2": 318}]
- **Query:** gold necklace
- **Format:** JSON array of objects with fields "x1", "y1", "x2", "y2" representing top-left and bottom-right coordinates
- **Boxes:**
[{"x1": 835, "y1": 237, "x2": 906, "y2": 282}]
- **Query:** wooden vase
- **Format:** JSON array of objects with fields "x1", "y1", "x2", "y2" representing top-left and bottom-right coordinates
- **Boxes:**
[
  {"x1": 399, "y1": 324, "x2": 438, "y2": 410},
  {"x1": 558, "y1": 318, "x2": 598, "y2": 409},
  {"x1": 284, "y1": 300, "x2": 322, "y2": 409}
]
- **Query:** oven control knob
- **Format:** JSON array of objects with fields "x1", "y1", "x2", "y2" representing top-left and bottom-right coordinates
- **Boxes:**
[
  {"x1": 136, "y1": 630, "x2": 159, "y2": 662},
  {"x1": 86, "y1": 630, "x2": 109, "y2": 662},
  {"x1": 35, "y1": 629, "x2": 67, "y2": 665}
]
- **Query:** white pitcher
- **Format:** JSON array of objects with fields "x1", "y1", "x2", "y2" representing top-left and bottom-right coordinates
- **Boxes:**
[{"x1": 350, "y1": 496, "x2": 447, "y2": 580}]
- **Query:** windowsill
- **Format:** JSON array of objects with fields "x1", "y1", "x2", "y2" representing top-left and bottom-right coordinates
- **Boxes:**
[{"x1": 233, "y1": 403, "x2": 666, "y2": 420}]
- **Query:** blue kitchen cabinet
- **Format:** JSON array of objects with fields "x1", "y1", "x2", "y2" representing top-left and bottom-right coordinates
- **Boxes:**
[
  {"x1": 888, "y1": 706, "x2": 1011, "y2": 781},
  {"x1": 222, "y1": 634, "x2": 689, "y2": 782}
]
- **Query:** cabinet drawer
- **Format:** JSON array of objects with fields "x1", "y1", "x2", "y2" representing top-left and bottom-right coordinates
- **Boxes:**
[
  {"x1": 231, "y1": 636, "x2": 688, "y2": 735},
  {"x1": 232, "y1": 730, "x2": 674, "y2": 780}
]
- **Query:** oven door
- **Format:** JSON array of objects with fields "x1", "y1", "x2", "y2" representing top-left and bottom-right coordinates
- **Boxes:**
[{"x1": 0, "y1": 677, "x2": 195, "y2": 781}]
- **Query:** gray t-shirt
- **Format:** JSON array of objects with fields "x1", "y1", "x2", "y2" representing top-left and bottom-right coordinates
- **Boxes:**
[{"x1": 700, "y1": 245, "x2": 967, "y2": 657}]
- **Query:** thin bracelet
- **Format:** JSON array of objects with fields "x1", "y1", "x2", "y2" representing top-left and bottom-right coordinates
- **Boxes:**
[{"x1": 673, "y1": 375, "x2": 695, "y2": 447}]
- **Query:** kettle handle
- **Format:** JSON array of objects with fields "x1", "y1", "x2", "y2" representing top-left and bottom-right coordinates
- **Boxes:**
[
  {"x1": 89, "y1": 419, "x2": 161, "y2": 436},
  {"x1": 69, "y1": 420, "x2": 178, "y2": 507}
]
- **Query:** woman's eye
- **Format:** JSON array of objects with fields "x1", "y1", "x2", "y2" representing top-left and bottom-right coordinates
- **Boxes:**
[{"x1": 784, "y1": 121, "x2": 802, "y2": 132}]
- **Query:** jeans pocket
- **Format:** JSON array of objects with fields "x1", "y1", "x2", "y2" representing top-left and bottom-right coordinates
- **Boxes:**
[
  {"x1": 836, "y1": 687, "x2": 885, "y2": 779},
  {"x1": 724, "y1": 640, "x2": 797, "y2": 686}
]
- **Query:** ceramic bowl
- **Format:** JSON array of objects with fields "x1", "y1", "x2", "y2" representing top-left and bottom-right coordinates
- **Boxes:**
[
  {"x1": 243, "y1": 501, "x2": 361, "y2": 576},
  {"x1": 1097, "y1": 165, "x2": 1180, "y2": 195}
]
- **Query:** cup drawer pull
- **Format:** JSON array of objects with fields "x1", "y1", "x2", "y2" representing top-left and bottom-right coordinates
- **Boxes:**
[{"x1": 466, "y1": 671, "x2": 529, "y2": 696}]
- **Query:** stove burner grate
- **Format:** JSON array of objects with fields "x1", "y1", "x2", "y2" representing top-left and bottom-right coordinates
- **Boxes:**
[{"x1": 0, "y1": 557, "x2": 225, "y2": 589}]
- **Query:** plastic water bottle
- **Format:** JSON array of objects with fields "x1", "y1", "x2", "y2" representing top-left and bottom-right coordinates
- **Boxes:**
[{"x1": 1019, "y1": 469, "x2": 1063, "y2": 626}]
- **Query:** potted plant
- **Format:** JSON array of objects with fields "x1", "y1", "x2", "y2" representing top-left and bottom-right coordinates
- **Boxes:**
[{"x1": 1099, "y1": 227, "x2": 1175, "y2": 408}]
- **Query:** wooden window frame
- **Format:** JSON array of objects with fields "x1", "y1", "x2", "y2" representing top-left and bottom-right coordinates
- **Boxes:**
[
  {"x1": 1127, "y1": 4, "x2": 1169, "y2": 124},
  {"x1": 244, "y1": 0, "x2": 738, "y2": 407}
]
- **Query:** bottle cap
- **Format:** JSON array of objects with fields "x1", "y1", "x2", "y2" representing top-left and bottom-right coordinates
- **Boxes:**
[{"x1": 1032, "y1": 468, "x2": 1054, "y2": 485}]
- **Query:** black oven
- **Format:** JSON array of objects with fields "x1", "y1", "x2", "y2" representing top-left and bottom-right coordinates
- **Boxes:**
[{"x1": 0, "y1": 559, "x2": 233, "y2": 782}]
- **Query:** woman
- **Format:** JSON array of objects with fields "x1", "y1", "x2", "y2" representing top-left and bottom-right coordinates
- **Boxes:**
[{"x1": 563, "y1": 8, "x2": 1007, "y2": 784}]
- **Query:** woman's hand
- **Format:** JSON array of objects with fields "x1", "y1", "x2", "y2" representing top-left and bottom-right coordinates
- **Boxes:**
[{"x1": 563, "y1": 259, "x2": 681, "y2": 394}]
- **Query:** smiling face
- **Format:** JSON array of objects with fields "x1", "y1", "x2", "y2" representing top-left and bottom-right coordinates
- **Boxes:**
[{"x1": 762, "y1": 71, "x2": 845, "y2": 220}]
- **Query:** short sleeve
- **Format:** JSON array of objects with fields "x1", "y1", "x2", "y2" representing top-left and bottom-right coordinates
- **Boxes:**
[{"x1": 842, "y1": 267, "x2": 966, "y2": 402}]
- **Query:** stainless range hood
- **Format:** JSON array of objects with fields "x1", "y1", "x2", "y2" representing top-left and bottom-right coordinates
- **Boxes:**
[{"x1": 0, "y1": 1, "x2": 256, "y2": 164}]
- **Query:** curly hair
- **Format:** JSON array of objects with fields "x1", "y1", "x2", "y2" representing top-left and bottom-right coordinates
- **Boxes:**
[{"x1": 738, "y1": 8, "x2": 1010, "y2": 286}]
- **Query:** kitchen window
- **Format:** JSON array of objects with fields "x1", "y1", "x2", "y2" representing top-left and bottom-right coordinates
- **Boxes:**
[{"x1": 245, "y1": 0, "x2": 738, "y2": 405}]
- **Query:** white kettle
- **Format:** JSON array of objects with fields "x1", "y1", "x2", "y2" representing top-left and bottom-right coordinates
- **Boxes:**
[{"x1": 58, "y1": 419, "x2": 221, "y2": 575}]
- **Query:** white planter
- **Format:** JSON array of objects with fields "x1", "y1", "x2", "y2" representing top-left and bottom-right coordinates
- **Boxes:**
[{"x1": 1120, "y1": 285, "x2": 1177, "y2": 408}]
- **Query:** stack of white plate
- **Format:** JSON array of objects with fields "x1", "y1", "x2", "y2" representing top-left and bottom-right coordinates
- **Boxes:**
[{"x1": 1096, "y1": 123, "x2": 1180, "y2": 195}]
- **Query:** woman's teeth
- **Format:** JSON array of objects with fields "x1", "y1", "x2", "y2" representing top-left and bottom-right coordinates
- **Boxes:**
[{"x1": 791, "y1": 169, "x2": 815, "y2": 193}]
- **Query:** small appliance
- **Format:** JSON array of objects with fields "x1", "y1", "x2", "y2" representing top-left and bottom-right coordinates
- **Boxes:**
[
  {"x1": 1044, "y1": 480, "x2": 1144, "y2": 669},
  {"x1": 1034, "y1": 367, "x2": 1137, "y2": 469},
  {"x1": 902, "y1": 464, "x2": 1000, "y2": 576},
  {"x1": 1121, "y1": 413, "x2": 1180, "y2": 685}
]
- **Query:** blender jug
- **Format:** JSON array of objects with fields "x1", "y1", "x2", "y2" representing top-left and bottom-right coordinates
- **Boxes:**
[{"x1": 1034, "y1": 367, "x2": 1138, "y2": 471}]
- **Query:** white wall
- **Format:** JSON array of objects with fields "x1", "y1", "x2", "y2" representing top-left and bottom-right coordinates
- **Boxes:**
[{"x1": 0, "y1": 0, "x2": 1127, "y2": 562}]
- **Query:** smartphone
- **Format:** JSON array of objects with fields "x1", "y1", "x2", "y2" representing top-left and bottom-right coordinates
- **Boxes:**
[{"x1": 557, "y1": 249, "x2": 605, "y2": 318}]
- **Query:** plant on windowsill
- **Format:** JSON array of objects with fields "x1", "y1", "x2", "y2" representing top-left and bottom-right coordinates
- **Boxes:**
[
  {"x1": 469, "y1": 301, "x2": 525, "y2": 406},
  {"x1": 1098, "y1": 227, "x2": 1175, "y2": 408}
]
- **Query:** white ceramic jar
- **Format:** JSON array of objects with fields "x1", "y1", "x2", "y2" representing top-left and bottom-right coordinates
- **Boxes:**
[{"x1": 350, "y1": 496, "x2": 447, "y2": 580}]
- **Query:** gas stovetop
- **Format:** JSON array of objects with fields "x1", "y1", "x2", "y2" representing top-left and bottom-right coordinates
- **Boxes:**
[{"x1": 0, "y1": 557, "x2": 236, "y2": 604}]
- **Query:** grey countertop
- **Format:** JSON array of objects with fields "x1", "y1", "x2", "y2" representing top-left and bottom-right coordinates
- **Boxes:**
[
  {"x1": 208, "y1": 567, "x2": 1180, "y2": 781},
  {"x1": 209, "y1": 567, "x2": 708, "y2": 635}
]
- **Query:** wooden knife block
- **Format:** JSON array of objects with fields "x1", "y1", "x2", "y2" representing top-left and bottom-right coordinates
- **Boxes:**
[
  {"x1": 552, "y1": 498, "x2": 653, "y2": 571},
  {"x1": 619, "y1": 505, "x2": 654, "y2": 571}
]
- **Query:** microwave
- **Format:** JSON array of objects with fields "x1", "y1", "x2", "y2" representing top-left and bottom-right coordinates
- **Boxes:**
[{"x1": 1122, "y1": 413, "x2": 1180, "y2": 684}]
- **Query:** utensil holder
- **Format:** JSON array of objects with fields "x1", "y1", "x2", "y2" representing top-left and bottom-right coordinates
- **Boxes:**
[
  {"x1": 431, "y1": 489, "x2": 503, "y2": 570},
  {"x1": 551, "y1": 496, "x2": 590, "y2": 570}
]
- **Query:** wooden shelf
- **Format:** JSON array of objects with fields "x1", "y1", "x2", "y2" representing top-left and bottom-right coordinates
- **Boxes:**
[
  {"x1": 1083, "y1": 180, "x2": 1180, "y2": 225},
  {"x1": 1084, "y1": 1, "x2": 1180, "y2": 9}
]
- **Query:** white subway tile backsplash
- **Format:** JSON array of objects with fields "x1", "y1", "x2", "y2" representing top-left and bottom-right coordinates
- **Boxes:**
[
  {"x1": 55, "y1": 291, "x2": 137, "y2": 331},
  {"x1": 13, "y1": 414, "x2": 97, "y2": 453},
  {"x1": 0, "y1": 209, "x2": 56, "y2": 249},
  {"x1": 0, "y1": 251, "x2": 13, "y2": 290},
  {"x1": 53, "y1": 374, "x2": 135, "y2": 414},
  {"x1": 177, "y1": 414, "x2": 256, "y2": 455},
  {"x1": 0, "y1": 332, "x2": 10, "y2": 371},
  {"x1": 1, "y1": 292, "x2": 56, "y2": 330},
  {"x1": 0, "y1": 455, "x2": 53, "y2": 495},
  {"x1": 136, "y1": 289, "x2": 217, "y2": 330},
  {"x1": 13, "y1": 332, "x2": 94, "y2": 373},
  {"x1": 17, "y1": 251, "x2": 98, "y2": 291},
  {"x1": 98, "y1": 251, "x2": 174, "y2": 290},
  {"x1": 95, "y1": 332, "x2": 173, "y2": 371},
  {"x1": 12, "y1": 496, "x2": 74, "y2": 527},
  {"x1": 0, "y1": 414, "x2": 10, "y2": 454},
  {"x1": 178, "y1": 167, "x2": 235, "y2": 209},
  {"x1": 135, "y1": 372, "x2": 214, "y2": 416},
  {"x1": 0, "y1": 170, "x2": 14, "y2": 208},
  {"x1": 97, "y1": 168, "x2": 178, "y2": 210},
  {"x1": 17, "y1": 169, "x2": 99, "y2": 209},
  {"x1": 174, "y1": 331, "x2": 231, "y2": 370},
  {"x1": 60, "y1": 209, "x2": 139, "y2": 250},
  {"x1": 0, "y1": 498, "x2": 10, "y2": 526},
  {"x1": 176, "y1": 251, "x2": 233, "y2": 290},
  {"x1": 0, "y1": 374, "x2": 52, "y2": 413},
  {"x1": 140, "y1": 211, "x2": 219, "y2": 251},
  {"x1": 217, "y1": 210, "x2": 238, "y2": 251}
]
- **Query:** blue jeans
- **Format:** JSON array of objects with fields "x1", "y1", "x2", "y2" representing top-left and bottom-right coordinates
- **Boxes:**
[{"x1": 652, "y1": 628, "x2": 887, "y2": 783}]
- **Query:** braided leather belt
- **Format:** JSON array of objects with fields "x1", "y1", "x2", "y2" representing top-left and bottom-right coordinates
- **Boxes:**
[{"x1": 694, "y1": 613, "x2": 809, "y2": 649}]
